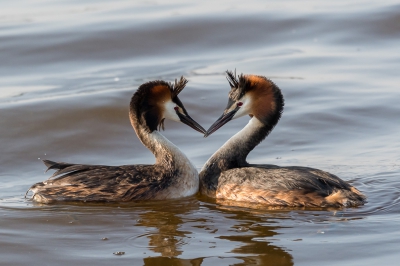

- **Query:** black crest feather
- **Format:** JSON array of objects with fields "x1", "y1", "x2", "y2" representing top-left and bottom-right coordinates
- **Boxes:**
[
  {"x1": 226, "y1": 70, "x2": 239, "y2": 88},
  {"x1": 226, "y1": 70, "x2": 250, "y2": 101},
  {"x1": 170, "y1": 76, "x2": 188, "y2": 99}
]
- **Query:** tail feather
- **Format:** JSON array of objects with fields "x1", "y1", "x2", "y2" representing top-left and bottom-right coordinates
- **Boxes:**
[
  {"x1": 50, "y1": 164, "x2": 90, "y2": 178},
  {"x1": 27, "y1": 160, "x2": 96, "y2": 199},
  {"x1": 43, "y1": 159, "x2": 73, "y2": 172},
  {"x1": 42, "y1": 160, "x2": 87, "y2": 178}
]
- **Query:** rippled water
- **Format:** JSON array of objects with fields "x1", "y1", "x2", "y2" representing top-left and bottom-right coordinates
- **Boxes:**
[{"x1": 1, "y1": 1, "x2": 400, "y2": 265}]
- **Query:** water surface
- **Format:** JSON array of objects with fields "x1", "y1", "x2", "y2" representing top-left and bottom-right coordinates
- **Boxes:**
[{"x1": 1, "y1": 1, "x2": 400, "y2": 265}]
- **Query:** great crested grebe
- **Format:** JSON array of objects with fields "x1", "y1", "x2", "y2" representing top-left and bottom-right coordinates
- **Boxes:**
[
  {"x1": 199, "y1": 71, "x2": 366, "y2": 208},
  {"x1": 27, "y1": 77, "x2": 206, "y2": 203}
]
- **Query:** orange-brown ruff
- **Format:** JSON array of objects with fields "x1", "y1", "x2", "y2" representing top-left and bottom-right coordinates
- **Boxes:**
[
  {"x1": 199, "y1": 71, "x2": 366, "y2": 208},
  {"x1": 27, "y1": 77, "x2": 206, "y2": 203}
]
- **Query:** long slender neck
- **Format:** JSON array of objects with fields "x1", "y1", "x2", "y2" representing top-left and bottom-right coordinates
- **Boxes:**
[
  {"x1": 200, "y1": 117, "x2": 270, "y2": 188},
  {"x1": 130, "y1": 113, "x2": 188, "y2": 170}
]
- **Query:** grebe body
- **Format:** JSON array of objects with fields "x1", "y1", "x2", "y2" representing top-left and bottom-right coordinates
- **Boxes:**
[
  {"x1": 200, "y1": 71, "x2": 365, "y2": 208},
  {"x1": 28, "y1": 77, "x2": 206, "y2": 203}
]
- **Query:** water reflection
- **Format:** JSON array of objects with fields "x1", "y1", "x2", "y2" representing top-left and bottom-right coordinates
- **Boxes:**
[
  {"x1": 134, "y1": 198, "x2": 293, "y2": 265},
  {"x1": 143, "y1": 257, "x2": 204, "y2": 266},
  {"x1": 210, "y1": 203, "x2": 293, "y2": 266},
  {"x1": 136, "y1": 201, "x2": 197, "y2": 257},
  {"x1": 128, "y1": 198, "x2": 198, "y2": 264}
]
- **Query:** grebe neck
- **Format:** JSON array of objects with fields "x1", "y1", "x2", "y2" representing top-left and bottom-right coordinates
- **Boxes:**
[
  {"x1": 130, "y1": 114, "x2": 190, "y2": 170},
  {"x1": 200, "y1": 117, "x2": 270, "y2": 186}
]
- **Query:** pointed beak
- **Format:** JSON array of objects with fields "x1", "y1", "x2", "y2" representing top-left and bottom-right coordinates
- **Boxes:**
[
  {"x1": 176, "y1": 111, "x2": 206, "y2": 134},
  {"x1": 204, "y1": 106, "x2": 240, "y2": 137}
]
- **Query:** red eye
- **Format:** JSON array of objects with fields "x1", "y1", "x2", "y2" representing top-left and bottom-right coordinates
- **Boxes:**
[
  {"x1": 174, "y1": 106, "x2": 179, "y2": 111},
  {"x1": 237, "y1": 102, "x2": 243, "y2": 107}
]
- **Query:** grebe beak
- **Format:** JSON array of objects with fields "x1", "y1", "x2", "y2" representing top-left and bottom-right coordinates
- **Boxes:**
[
  {"x1": 176, "y1": 110, "x2": 206, "y2": 134},
  {"x1": 204, "y1": 105, "x2": 240, "y2": 137}
]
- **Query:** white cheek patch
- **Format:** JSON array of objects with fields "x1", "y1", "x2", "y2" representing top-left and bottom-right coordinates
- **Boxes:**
[
  {"x1": 163, "y1": 100, "x2": 181, "y2": 122},
  {"x1": 233, "y1": 95, "x2": 252, "y2": 120}
]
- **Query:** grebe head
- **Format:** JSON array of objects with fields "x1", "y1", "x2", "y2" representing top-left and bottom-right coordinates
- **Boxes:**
[
  {"x1": 205, "y1": 70, "x2": 284, "y2": 137},
  {"x1": 131, "y1": 77, "x2": 206, "y2": 134}
]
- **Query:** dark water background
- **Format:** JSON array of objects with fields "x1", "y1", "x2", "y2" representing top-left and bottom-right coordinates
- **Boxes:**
[{"x1": 1, "y1": 1, "x2": 400, "y2": 265}]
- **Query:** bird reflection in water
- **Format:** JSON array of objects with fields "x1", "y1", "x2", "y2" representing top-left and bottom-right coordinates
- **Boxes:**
[
  {"x1": 204, "y1": 200, "x2": 294, "y2": 266},
  {"x1": 134, "y1": 198, "x2": 200, "y2": 265},
  {"x1": 134, "y1": 198, "x2": 293, "y2": 266}
]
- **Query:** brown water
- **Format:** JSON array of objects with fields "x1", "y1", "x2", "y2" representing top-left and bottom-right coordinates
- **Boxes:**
[{"x1": 1, "y1": 1, "x2": 400, "y2": 265}]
